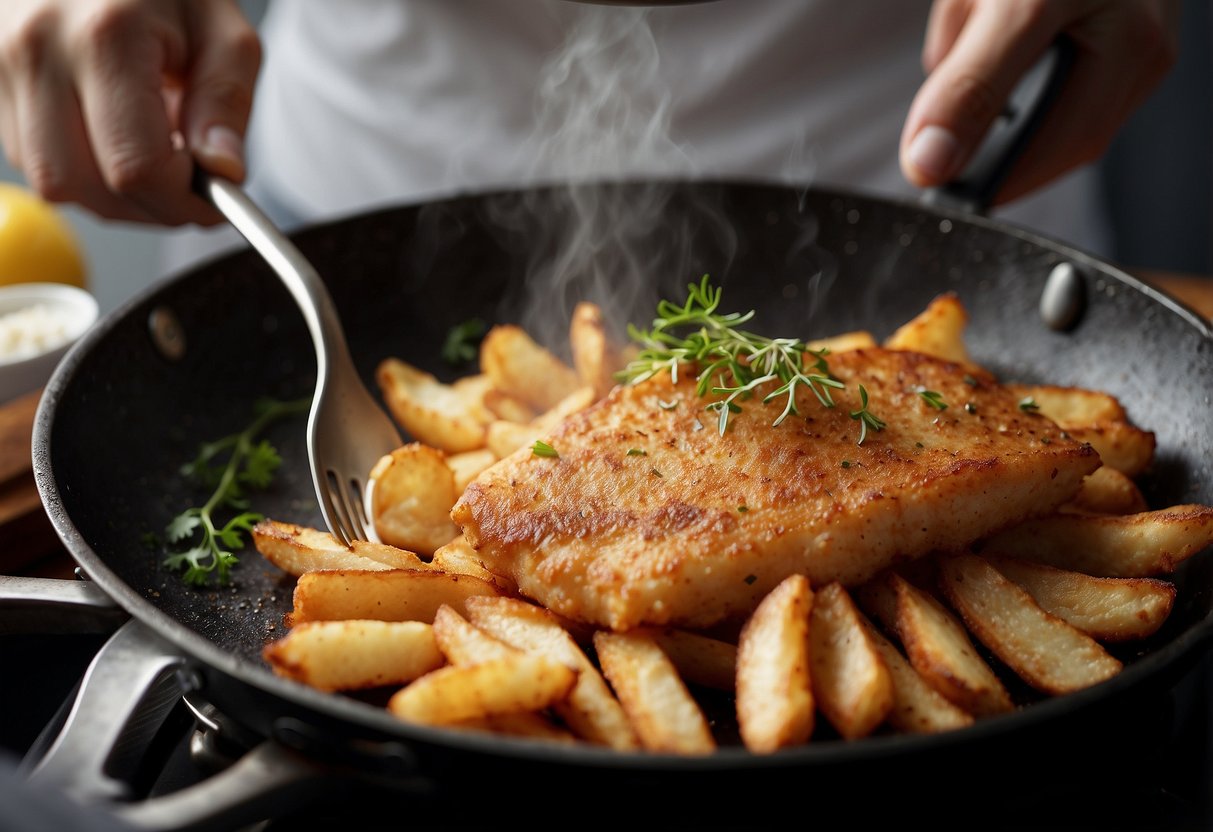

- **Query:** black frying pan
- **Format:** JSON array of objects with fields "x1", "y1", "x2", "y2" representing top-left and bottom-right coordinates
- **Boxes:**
[{"x1": 13, "y1": 175, "x2": 1213, "y2": 829}]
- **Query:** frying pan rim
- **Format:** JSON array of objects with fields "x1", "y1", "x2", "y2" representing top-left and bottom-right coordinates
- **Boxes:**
[{"x1": 31, "y1": 177, "x2": 1213, "y2": 770}]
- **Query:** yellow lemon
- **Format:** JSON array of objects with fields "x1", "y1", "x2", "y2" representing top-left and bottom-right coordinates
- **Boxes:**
[{"x1": 0, "y1": 182, "x2": 87, "y2": 289}]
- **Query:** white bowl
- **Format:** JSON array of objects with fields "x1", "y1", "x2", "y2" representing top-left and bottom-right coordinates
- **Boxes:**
[{"x1": 0, "y1": 282, "x2": 98, "y2": 405}]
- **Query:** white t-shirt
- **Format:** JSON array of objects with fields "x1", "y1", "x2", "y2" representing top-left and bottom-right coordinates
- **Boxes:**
[{"x1": 166, "y1": 0, "x2": 1111, "y2": 269}]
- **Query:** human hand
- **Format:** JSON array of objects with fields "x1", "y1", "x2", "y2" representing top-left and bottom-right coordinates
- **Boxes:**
[
  {"x1": 901, "y1": 0, "x2": 1179, "y2": 204},
  {"x1": 0, "y1": 0, "x2": 260, "y2": 225}
]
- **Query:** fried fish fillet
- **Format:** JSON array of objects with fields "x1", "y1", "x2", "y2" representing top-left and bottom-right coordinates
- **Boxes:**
[{"x1": 452, "y1": 348, "x2": 1100, "y2": 631}]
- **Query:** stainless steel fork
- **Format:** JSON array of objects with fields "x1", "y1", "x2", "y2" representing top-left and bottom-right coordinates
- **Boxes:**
[{"x1": 195, "y1": 170, "x2": 403, "y2": 546}]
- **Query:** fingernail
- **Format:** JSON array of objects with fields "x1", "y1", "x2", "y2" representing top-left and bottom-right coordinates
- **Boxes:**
[
  {"x1": 908, "y1": 125, "x2": 961, "y2": 181},
  {"x1": 199, "y1": 125, "x2": 244, "y2": 169}
]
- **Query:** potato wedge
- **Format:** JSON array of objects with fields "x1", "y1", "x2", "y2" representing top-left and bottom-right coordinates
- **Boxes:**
[
  {"x1": 1003, "y1": 383, "x2": 1127, "y2": 426},
  {"x1": 450, "y1": 712, "x2": 578, "y2": 744},
  {"x1": 263, "y1": 620, "x2": 443, "y2": 692},
  {"x1": 1063, "y1": 422, "x2": 1156, "y2": 477},
  {"x1": 376, "y1": 358, "x2": 488, "y2": 452},
  {"x1": 861, "y1": 613, "x2": 973, "y2": 734},
  {"x1": 979, "y1": 505, "x2": 1213, "y2": 577},
  {"x1": 486, "y1": 420, "x2": 539, "y2": 459},
  {"x1": 735, "y1": 574, "x2": 815, "y2": 753},
  {"x1": 447, "y1": 448, "x2": 498, "y2": 494},
  {"x1": 481, "y1": 389, "x2": 537, "y2": 424},
  {"x1": 805, "y1": 331, "x2": 877, "y2": 353},
  {"x1": 467, "y1": 597, "x2": 639, "y2": 750},
  {"x1": 369, "y1": 443, "x2": 460, "y2": 555},
  {"x1": 387, "y1": 654, "x2": 577, "y2": 726},
  {"x1": 810, "y1": 583, "x2": 893, "y2": 740},
  {"x1": 883, "y1": 292, "x2": 973, "y2": 367},
  {"x1": 349, "y1": 540, "x2": 433, "y2": 570},
  {"x1": 570, "y1": 301, "x2": 626, "y2": 400},
  {"x1": 431, "y1": 536, "x2": 518, "y2": 595},
  {"x1": 985, "y1": 555, "x2": 1175, "y2": 642},
  {"x1": 886, "y1": 573, "x2": 1013, "y2": 716},
  {"x1": 287, "y1": 569, "x2": 501, "y2": 626},
  {"x1": 480, "y1": 324, "x2": 581, "y2": 412},
  {"x1": 645, "y1": 628, "x2": 737, "y2": 691},
  {"x1": 253, "y1": 519, "x2": 426, "y2": 575},
  {"x1": 937, "y1": 554, "x2": 1122, "y2": 695},
  {"x1": 432, "y1": 604, "x2": 519, "y2": 665},
  {"x1": 593, "y1": 631, "x2": 716, "y2": 754},
  {"x1": 1064, "y1": 466, "x2": 1149, "y2": 515}
]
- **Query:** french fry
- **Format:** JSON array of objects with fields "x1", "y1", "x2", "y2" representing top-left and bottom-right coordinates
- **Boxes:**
[
  {"x1": 369, "y1": 443, "x2": 460, "y2": 555},
  {"x1": 1064, "y1": 466, "x2": 1149, "y2": 515},
  {"x1": 387, "y1": 654, "x2": 577, "y2": 726},
  {"x1": 431, "y1": 536, "x2": 518, "y2": 595},
  {"x1": 805, "y1": 331, "x2": 877, "y2": 353},
  {"x1": 937, "y1": 554, "x2": 1122, "y2": 695},
  {"x1": 882, "y1": 573, "x2": 1013, "y2": 716},
  {"x1": 449, "y1": 712, "x2": 578, "y2": 744},
  {"x1": 979, "y1": 505, "x2": 1213, "y2": 577},
  {"x1": 570, "y1": 301, "x2": 625, "y2": 400},
  {"x1": 447, "y1": 448, "x2": 497, "y2": 494},
  {"x1": 287, "y1": 569, "x2": 501, "y2": 626},
  {"x1": 531, "y1": 385, "x2": 596, "y2": 432},
  {"x1": 645, "y1": 628, "x2": 737, "y2": 691},
  {"x1": 480, "y1": 324, "x2": 582, "y2": 412},
  {"x1": 486, "y1": 420, "x2": 539, "y2": 459},
  {"x1": 883, "y1": 292, "x2": 974, "y2": 367},
  {"x1": 432, "y1": 604, "x2": 519, "y2": 665},
  {"x1": 253, "y1": 519, "x2": 426, "y2": 575},
  {"x1": 1063, "y1": 422, "x2": 1156, "y2": 477},
  {"x1": 263, "y1": 620, "x2": 443, "y2": 692},
  {"x1": 735, "y1": 575, "x2": 815, "y2": 753},
  {"x1": 466, "y1": 597, "x2": 639, "y2": 750},
  {"x1": 482, "y1": 389, "x2": 536, "y2": 424},
  {"x1": 985, "y1": 555, "x2": 1176, "y2": 642},
  {"x1": 809, "y1": 583, "x2": 893, "y2": 740},
  {"x1": 593, "y1": 631, "x2": 716, "y2": 755},
  {"x1": 1003, "y1": 383, "x2": 1127, "y2": 425},
  {"x1": 861, "y1": 614, "x2": 974, "y2": 734},
  {"x1": 375, "y1": 358, "x2": 489, "y2": 452},
  {"x1": 350, "y1": 540, "x2": 433, "y2": 569}
]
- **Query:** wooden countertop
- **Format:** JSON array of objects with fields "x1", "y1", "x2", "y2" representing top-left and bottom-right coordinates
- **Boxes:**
[{"x1": 3, "y1": 270, "x2": 1210, "y2": 579}]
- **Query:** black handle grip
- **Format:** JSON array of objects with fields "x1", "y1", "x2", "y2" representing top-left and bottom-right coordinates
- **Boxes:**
[{"x1": 923, "y1": 36, "x2": 1076, "y2": 214}]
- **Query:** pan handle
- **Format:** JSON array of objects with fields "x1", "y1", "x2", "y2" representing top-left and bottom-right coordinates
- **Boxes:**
[
  {"x1": 922, "y1": 36, "x2": 1076, "y2": 214},
  {"x1": 20, "y1": 618, "x2": 337, "y2": 832},
  {"x1": 0, "y1": 575, "x2": 128, "y2": 635}
]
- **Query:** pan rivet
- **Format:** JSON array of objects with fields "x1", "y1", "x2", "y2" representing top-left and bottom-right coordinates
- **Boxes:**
[
  {"x1": 176, "y1": 666, "x2": 205, "y2": 693},
  {"x1": 148, "y1": 306, "x2": 186, "y2": 361},
  {"x1": 1040, "y1": 262, "x2": 1086, "y2": 331}
]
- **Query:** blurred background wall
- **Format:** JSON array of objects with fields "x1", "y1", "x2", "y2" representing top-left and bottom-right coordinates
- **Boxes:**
[{"x1": 1, "y1": 0, "x2": 1208, "y2": 316}]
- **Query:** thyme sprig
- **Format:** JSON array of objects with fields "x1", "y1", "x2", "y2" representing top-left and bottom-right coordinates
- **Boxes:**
[
  {"x1": 164, "y1": 396, "x2": 308, "y2": 586},
  {"x1": 618, "y1": 275, "x2": 879, "y2": 443}
]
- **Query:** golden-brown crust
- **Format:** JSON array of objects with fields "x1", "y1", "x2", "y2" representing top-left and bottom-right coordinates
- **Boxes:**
[{"x1": 452, "y1": 348, "x2": 1100, "y2": 631}]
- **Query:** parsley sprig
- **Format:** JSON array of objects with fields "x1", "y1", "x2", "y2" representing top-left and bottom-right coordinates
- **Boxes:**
[
  {"x1": 164, "y1": 397, "x2": 308, "y2": 586},
  {"x1": 618, "y1": 275, "x2": 880, "y2": 443}
]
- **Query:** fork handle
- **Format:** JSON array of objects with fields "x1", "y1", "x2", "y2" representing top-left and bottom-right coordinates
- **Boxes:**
[{"x1": 192, "y1": 169, "x2": 353, "y2": 379}]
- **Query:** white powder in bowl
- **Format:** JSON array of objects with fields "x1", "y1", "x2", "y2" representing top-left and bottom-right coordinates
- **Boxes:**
[{"x1": 0, "y1": 303, "x2": 73, "y2": 360}]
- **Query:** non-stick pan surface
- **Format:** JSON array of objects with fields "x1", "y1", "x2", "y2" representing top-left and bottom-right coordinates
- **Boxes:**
[{"x1": 32, "y1": 180, "x2": 1213, "y2": 795}]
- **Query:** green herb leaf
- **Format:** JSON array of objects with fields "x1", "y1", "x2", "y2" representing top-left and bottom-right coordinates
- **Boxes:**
[
  {"x1": 626, "y1": 448, "x2": 647, "y2": 457},
  {"x1": 916, "y1": 388, "x2": 948, "y2": 411},
  {"x1": 657, "y1": 399, "x2": 679, "y2": 410},
  {"x1": 1018, "y1": 396, "x2": 1041, "y2": 413},
  {"x1": 849, "y1": 385, "x2": 887, "y2": 445},
  {"x1": 441, "y1": 318, "x2": 487, "y2": 365},
  {"x1": 737, "y1": 505, "x2": 749, "y2": 513},
  {"x1": 531, "y1": 440, "x2": 559, "y2": 458},
  {"x1": 163, "y1": 397, "x2": 308, "y2": 587}
]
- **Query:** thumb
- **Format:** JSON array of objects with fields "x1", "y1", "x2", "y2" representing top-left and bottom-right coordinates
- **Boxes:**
[
  {"x1": 180, "y1": 3, "x2": 262, "y2": 182},
  {"x1": 900, "y1": 3, "x2": 1057, "y2": 188}
]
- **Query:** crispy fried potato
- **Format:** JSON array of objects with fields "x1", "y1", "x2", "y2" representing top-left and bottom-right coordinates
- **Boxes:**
[
  {"x1": 447, "y1": 448, "x2": 498, "y2": 494},
  {"x1": 480, "y1": 324, "x2": 581, "y2": 412},
  {"x1": 349, "y1": 540, "x2": 432, "y2": 569},
  {"x1": 979, "y1": 505, "x2": 1213, "y2": 577},
  {"x1": 432, "y1": 604, "x2": 519, "y2": 665},
  {"x1": 570, "y1": 301, "x2": 625, "y2": 400},
  {"x1": 593, "y1": 631, "x2": 716, "y2": 755},
  {"x1": 376, "y1": 358, "x2": 489, "y2": 452},
  {"x1": 645, "y1": 628, "x2": 737, "y2": 691},
  {"x1": 484, "y1": 387, "x2": 596, "y2": 459},
  {"x1": 450, "y1": 374, "x2": 498, "y2": 424},
  {"x1": 985, "y1": 555, "x2": 1176, "y2": 642},
  {"x1": 937, "y1": 554, "x2": 1122, "y2": 695},
  {"x1": 449, "y1": 712, "x2": 578, "y2": 744},
  {"x1": 467, "y1": 597, "x2": 639, "y2": 750},
  {"x1": 805, "y1": 331, "x2": 877, "y2": 353},
  {"x1": 532, "y1": 385, "x2": 596, "y2": 432},
  {"x1": 287, "y1": 569, "x2": 501, "y2": 626},
  {"x1": 431, "y1": 536, "x2": 518, "y2": 595},
  {"x1": 735, "y1": 575, "x2": 814, "y2": 753},
  {"x1": 1063, "y1": 422, "x2": 1156, "y2": 477},
  {"x1": 1064, "y1": 466, "x2": 1149, "y2": 515},
  {"x1": 253, "y1": 520, "x2": 426, "y2": 575},
  {"x1": 263, "y1": 620, "x2": 443, "y2": 692},
  {"x1": 387, "y1": 654, "x2": 577, "y2": 726},
  {"x1": 369, "y1": 443, "x2": 460, "y2": 555},
  {"x1": 883, "y1": 292, "x2": 973, "y2": 367},
  {"x1": 861, "y1": 613, "x2": 974, "y2": 734},
  {"x1": 482, "y1": 389, "x2": 536, "y2": 424},
  {"x1": 1003, "y1": 383, "x2": 1127, "y2": 426},
  {"x1": 885, "y1": 573, "x2": 1013, "y2": 716},
  {"x1": 810, "y1": 583, "x2": 893, "y2": 740}
]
